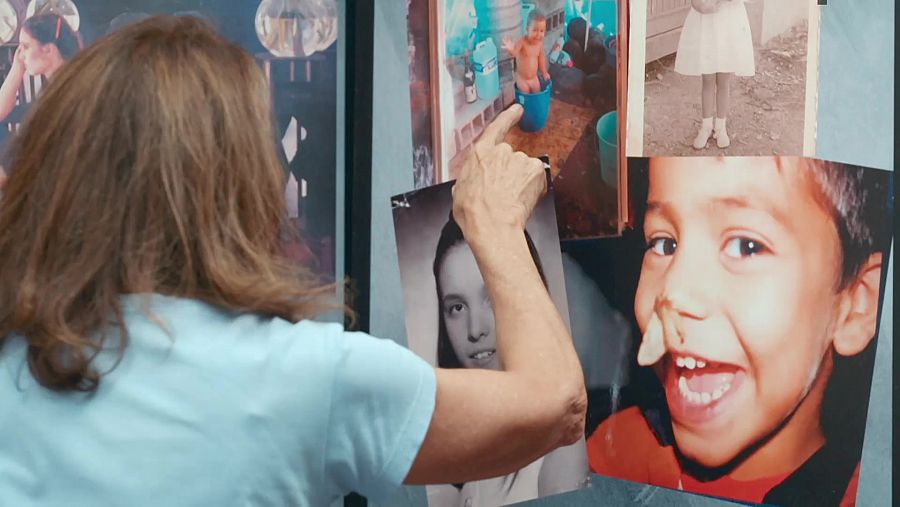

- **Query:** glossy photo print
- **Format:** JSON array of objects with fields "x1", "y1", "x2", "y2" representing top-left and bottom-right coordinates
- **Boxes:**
[
  {"x1": 391, "y1": 181, "x2": 590, "y2": 506},
  {"x1": 626, "y1": 0, "x2": 821, "y2": 157},
  {"x1": 577, "y1": 156, "x2": 893, "y2": 506},
  {"x1": 0, "y1": 0, "x2": 342, "y2": 284},
  {"x1": 407, "y1": 0, "x2": 627, "y2": 240}
]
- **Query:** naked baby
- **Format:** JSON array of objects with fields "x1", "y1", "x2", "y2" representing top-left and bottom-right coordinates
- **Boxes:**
[{"x1": 503, "y1": 9, "x2": 550, "y2": 94}]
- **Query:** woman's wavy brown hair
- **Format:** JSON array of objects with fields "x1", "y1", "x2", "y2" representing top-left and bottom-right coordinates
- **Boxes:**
[{"x1": 0, "y1": 16, "x2": 342, "y2": 392}]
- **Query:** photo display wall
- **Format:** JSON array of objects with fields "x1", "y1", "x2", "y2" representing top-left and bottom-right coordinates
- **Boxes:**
[
  {"x1": 394, "y1": 1, "x2": 894, "y2": 506},
  {"x1": 0, "y1": 0, "x2": 344, "y2": 287}
]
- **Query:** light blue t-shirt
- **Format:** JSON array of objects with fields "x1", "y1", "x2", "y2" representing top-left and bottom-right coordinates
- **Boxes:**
[{"x1": 0, "y1": 295, "x2": 436, "y2": 506}]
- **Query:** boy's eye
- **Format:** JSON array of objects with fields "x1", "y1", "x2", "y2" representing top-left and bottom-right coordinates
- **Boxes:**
[
  {"x1": 647, "y1": 237, "x2": 677, "y2": 256},
  {"x1": 723, "y1": 237, "x2": 769, "y2": 259}
]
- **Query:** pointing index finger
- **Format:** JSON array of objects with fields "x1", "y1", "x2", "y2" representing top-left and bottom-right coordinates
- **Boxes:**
[{"x1": 479, "y1": 104, "x2": 524, "y2": 148}]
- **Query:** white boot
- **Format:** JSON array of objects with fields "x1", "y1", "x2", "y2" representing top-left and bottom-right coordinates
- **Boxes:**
[
  {"x1": 692, "y1": 117, "x2": 714, "y2": 150},
  {"x1": 713, "y1": 117, "x2": 730, "y2": 148}
]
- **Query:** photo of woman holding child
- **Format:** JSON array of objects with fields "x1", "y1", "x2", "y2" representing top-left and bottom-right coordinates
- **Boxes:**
[
  {"x1": 585, "y1": 156, "x2": 892, "y2": 506},
  {"x1": 392, "y1": 182, "x2": 589, "y2": 506}
]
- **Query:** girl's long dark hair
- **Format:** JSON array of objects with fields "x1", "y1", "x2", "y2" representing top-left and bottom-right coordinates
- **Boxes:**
[
  {"x1": 23, "y1": 14, "x2": 82, "y2": 61},
  {"x1": 432, "y1": 211, "x2": 548, "y2": 368}
]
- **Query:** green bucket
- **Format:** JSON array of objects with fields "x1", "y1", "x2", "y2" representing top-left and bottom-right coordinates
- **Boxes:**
[{"x1": 596, "y1": 111, "x2": 617, "y2": 189}]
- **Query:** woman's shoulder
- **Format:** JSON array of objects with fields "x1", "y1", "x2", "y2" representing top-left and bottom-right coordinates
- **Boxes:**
[
  {"x1": 120, "y1": 294, "x2": 349, "y2": 372},
  {"x1": 122, "y1": 293, "x2": 342, "y2": 336},
  {"x1": 120, "y1": 293, "x2": 426, "y2": 378}
]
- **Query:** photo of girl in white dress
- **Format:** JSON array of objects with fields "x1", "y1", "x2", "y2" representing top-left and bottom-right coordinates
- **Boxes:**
[
  {"x1": 674, "y1": 0, "x2": 755, "y2": 149},
  {"x1": 627, "y1": 0, "x2": 819, "y2": 157}
]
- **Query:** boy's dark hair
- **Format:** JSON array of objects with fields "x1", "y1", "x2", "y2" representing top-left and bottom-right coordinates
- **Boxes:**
[
  {"x1": 798, "y1": 157, "x2": 892, "y2": 468},
  {"x1": 527, "y1": 9, "x2": 547, "y2": 26},
  {"x1": 794, "y1": 158, "x2": 893, "y2": 289}
]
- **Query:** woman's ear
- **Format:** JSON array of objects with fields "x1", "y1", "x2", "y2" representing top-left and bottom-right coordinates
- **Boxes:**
[
  {"x1": 833, "y1": 253, "x2": 884, "y2": 356},
  {"x1": 41, "y1": 42, "x2": 61, "y2": 61}
]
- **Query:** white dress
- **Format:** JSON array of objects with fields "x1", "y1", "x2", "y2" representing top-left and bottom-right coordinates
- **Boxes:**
[{"x1": 674, "y1": 0, "x2": 756, "y2": 76}]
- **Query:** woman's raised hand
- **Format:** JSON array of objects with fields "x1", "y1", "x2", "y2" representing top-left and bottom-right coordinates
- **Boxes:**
[
  {"x1": 12, "y1": 46, "x2": 25, "y2": 71},
  {"x1": 452, "y1": 104, "x2": 547, "y2": 244}
]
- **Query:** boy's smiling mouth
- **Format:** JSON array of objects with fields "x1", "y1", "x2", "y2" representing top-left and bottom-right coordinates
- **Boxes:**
[
  {"x1": 639, "y1": 292, "x2": 749, "y2": 425},
  {"x1": 666, "y1": 353, "x2": 747, "y2": 425}
]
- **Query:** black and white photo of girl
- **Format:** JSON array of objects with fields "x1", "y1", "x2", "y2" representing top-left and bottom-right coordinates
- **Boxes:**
[{"x1": 392, "y1": 181, "x2": 589, "y2": 506}]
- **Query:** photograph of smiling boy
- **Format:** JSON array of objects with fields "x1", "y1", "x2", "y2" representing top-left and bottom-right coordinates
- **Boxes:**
[
  {"x1": 391, "y1": 181, "x2": 589, "y2": 506},
  {"x1": 585, "y1": 156, "x2": 892, "y2": 507}
]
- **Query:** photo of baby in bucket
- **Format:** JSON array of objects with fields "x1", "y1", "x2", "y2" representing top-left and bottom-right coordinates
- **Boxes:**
[{"x1": 407, "y1": 0, "x2": 623, "y2": 240}]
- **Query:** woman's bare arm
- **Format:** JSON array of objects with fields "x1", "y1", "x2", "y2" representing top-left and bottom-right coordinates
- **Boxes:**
[
  {"x1": 405, "y1": 105, "x2": 587, "y2": 485},
  {"x1": 539, "y1": 47, "x2": 550, "y2": 80},
  {"x1": 0, "y1": 62, "x2": 24, "y2": 121}
]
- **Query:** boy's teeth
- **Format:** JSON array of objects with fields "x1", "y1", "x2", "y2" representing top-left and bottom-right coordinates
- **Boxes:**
[
  {"x1": 675, "y1": 355, "x2": 707, "y2": 370},
  {"x1": 678, "y1": 375, "x2": 732, "y2": 406}
]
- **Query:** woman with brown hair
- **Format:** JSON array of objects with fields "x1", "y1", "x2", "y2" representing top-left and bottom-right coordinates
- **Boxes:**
[{"x1": 0, "y1": 16, "x2": 585, "y2": 506}]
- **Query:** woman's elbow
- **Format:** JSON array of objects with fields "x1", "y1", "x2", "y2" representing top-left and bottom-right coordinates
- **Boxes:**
[
  {"x1": 534, "y1": 379, "x2": 587, "y2": 447},
  {"x1": 558, "y1": 381, "x2": 587, "y2": 446}
]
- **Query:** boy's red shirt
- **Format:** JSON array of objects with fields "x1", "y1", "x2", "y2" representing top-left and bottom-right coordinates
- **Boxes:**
[{"x1": 586, "y1": 407, "x2": 861, "y2": 505}]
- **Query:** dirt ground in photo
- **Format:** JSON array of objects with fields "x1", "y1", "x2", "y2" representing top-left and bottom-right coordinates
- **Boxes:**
[{"x1": 643, "y1": 21, "x2": 809, "y2": 157}]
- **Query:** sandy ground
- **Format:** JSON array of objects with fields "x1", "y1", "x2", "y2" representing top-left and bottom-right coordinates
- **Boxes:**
[
  {"x1": 507, "y1": 101, "x2": 620, "y2": 240},
  {"x1": 642, "y1": 22, "x2": 809, "y2": 157},
  {"x1": 506, "y1": 100, "x2": 597, "y2": 177}
]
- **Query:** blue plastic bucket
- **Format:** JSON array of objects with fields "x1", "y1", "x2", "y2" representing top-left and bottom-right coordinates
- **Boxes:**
[
  {"x1": 515, "y1": 80, "x2": 553, "y2": 132},
  {"x1": 596, "y1": 111, "x2": 617, "y2": 188}
]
